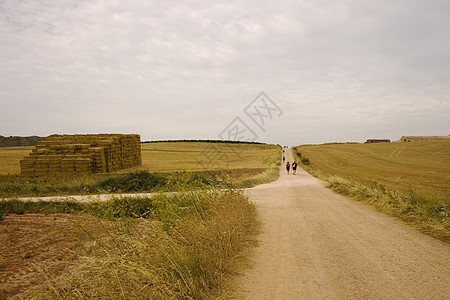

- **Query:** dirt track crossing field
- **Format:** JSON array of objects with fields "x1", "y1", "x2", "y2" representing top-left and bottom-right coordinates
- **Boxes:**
[{"x1": 238, "y1": 149, "x2": 450, "y2": 299}]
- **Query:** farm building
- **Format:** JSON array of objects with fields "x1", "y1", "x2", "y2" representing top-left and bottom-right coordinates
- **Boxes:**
[
  {"x1": 400, "y1": 135, "x2": 450, "y2": 142},
  {"x1": 365, "y1": 139, "x2": 390, "y2": 143},
  {"x1": 20, "y1": 134, "x2": 142, "y2": 175}
]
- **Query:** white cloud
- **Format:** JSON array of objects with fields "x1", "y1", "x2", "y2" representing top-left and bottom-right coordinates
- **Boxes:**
[{"x1": 0, "y1": 0, "x2": 449, "y2": 144}]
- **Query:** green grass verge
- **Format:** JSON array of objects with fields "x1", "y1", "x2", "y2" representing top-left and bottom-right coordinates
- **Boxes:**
[
  {"x1": 0, "y1": 170, "x2": 228, "y2": 198},
  {"x1": 293, "y1": 147, "x2": 450, "y2": 243},
  {"x1": 236, "y1": 158, "x2": 281, "y2": 188}
]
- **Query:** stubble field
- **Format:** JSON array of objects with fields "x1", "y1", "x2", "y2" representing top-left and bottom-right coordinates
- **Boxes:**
[
  {"x1": 0, "y1": 142, "x2": 281, "y2": 198},
  {"x1": 0, "y1": 141, "x2": 280, "y2": 298},
  {"x1": 0, "y1": 146, "x2": 34, "y2": 175},
  {"x1": 0, "y1": 142, "x2": 280, "y2": 175},
  {"x1": 295, "y1": 141, "x2": 450, "y2": 199},
  {"x1": 294, "y1": 140, "x2": 450, "y2": 241}
]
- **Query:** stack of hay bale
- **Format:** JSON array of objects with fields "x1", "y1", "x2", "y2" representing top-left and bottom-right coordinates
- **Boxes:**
[{"x1": 20, "y1": 134, "x2": 142, "y2": 175}]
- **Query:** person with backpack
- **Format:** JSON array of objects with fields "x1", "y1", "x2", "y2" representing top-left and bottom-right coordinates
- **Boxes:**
[
  {"x1": 286, "y1": 161, "x2": 290, "y2": 174},
  {"x1": 292, "y1": 161, "x2": 298, "y2": 175},
  {"x1": 282, "y1": 156, "x2": 285, "y2": 163}
]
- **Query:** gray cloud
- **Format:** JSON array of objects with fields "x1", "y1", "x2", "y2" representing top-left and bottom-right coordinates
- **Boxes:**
[{"x1": 1, "y1": 0, "x2": 449, "y2": 145}]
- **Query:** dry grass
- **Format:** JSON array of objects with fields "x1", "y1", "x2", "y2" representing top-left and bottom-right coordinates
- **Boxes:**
[
  {"x1": 0, "y1": 142, "x2": 281, "y2": 198},
  {"x1": 293, "y1": 141, "x2": 450, "y2": 242},
  {"x1": 236, "y1": 159, "x2": 281, "y2": 188},
  {"x1": 0, "y1": 142, "x2": 280, "y2": 175},
  {"x1": 295, "y1": 141, "x2": 450, "y2": 198},
  {"x1": 16, "y1": 190, "x2": 258, "y2": 299},
  {"x1": 0, "y1": 142, "x2": 275, "y2": 298},
  {"x1": 124, "y1": 142, "x2": 280, "y2": 173},
  {"x1": 0, "y1": 146, "x2": 34, "y2": 175}
]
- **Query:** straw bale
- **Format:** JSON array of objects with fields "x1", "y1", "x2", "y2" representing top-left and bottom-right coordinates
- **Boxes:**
[
  {"x1": 34, "y1": 171, "x2": 48, "y2": 175},
  {"x1": 20, "y1": 133, "x2": 141, "y2": 175},
  {"x1": 20, "y1": 161, "x2": 35, "y2": 169}
]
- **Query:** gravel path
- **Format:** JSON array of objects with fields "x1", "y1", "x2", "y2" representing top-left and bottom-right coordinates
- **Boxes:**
[
  {"x1": 8, "y1": 192, "x2": 159, "y2": 202},
  {"x1": 238, "y1": 149, "x2": 450, "y2": 299}
]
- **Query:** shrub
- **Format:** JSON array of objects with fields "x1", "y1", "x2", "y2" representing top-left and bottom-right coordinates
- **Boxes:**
[
  {"x1": 292, "y1": 148, "x2": 302, "y2": 158},
  {"x1": 95, "y1": 170, "x2": 167, "y2": 192},
  {"x1": 88, "y1": 196, "x2": 155, "y2": 219},
  {"x1": 165, "y1": 172, "x2": 218, "y2": 190},
  {"x1": 301, "y1": 157, "x2": 311, "y2": 166}
]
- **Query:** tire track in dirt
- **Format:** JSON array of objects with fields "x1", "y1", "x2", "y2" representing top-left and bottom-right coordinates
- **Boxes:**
[{"x1": 237, "y1": 149, "x2": 450, "y2": 299}]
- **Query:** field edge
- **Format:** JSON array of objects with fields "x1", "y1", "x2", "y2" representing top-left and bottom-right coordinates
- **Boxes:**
[{"x1": 292, "y1": 147, "x2": 450, "y2": 243}]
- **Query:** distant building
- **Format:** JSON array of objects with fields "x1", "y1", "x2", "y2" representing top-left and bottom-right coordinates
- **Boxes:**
[
  {"x1": 365, "y1": 139, "x2": 391, "y2": 143},
  {"x1": 400, "y1": 136, "x2": 450, "y2": 142}
]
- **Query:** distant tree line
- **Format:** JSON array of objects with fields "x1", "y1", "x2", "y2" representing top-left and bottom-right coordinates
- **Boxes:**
[
  {"x1": 0, "y1": 136, "x2": 268, "y2": 147},
  {"x1": 142, "y1": 139, "x2": 266, "y2": 145},
  {"x1": 0, "y1": 135, "x2": 43, "y2": 147}
]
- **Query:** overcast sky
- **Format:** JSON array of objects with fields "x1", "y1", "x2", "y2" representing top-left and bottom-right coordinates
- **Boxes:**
[{"x1": 1, "y1": 0, "x2": 449, "y2": 145}]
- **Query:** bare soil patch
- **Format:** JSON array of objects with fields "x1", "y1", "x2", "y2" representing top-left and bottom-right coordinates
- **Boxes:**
[{"x1": 0, "y1": 214, "x2": 103, "y2": 298}]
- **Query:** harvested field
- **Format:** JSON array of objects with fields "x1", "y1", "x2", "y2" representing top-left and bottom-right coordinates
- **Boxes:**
[
  {"x1": 123, "y1": 142, "x2": 280, "y2": 173},
  {"x1": 1, "y1": 142, "x2": 280, "y2": 175},
  {"x1": 294, "y1": 141, "x2": 450, "y2": 241},
  {"x1": 295, "y1": 141, "x2": 450, "y2": 198},
  {"x1": 0, "y1": 142, "x2": 281, "y2": 198},
  {"x1": 237, "y1": 149, "x2": 450, "y2": 298},
  {"x1": 0, "y1": 146, "x2": 34, "y2": 175}
]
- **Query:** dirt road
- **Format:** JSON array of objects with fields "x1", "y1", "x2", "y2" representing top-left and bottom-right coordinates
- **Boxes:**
[{"x1": 238, "y1": 149, "x2": 450, "y2": 299}]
